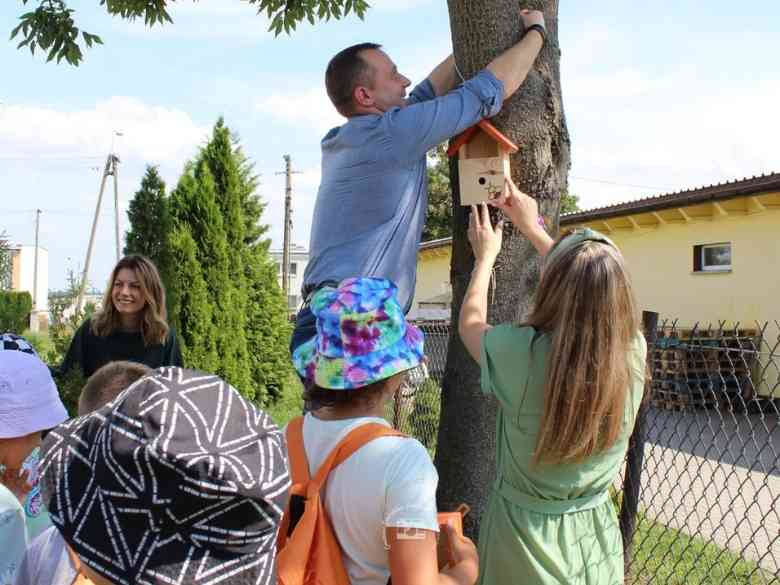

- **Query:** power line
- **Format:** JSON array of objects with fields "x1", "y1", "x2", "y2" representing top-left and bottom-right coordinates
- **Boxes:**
[
  {"x1": 570, "y1": 175, "x2": 674, "y2": 191},
  {"x1": 0, "y1": 155, "x2": 104, "y2": 161}
]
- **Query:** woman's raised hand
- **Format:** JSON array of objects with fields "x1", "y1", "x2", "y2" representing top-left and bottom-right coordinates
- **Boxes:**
[
  {"x1": 488, "y1": 178, "x2": 542, "y2": 237},
  {"x1": 467, "y1": 203, "x2": 503, "y2": 266}
]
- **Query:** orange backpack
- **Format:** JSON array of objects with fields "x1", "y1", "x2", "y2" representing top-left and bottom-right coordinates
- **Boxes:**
[{"x1": 277, "y1": 416, "x2": 405, "y2": 585}]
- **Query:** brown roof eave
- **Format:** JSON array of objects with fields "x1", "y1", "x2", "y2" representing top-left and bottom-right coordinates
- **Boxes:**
[{"x1": 561, "y1": 173, "x2": 780, "y2": 225}]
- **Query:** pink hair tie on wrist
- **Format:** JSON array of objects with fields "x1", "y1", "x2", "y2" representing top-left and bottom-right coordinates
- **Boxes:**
[{"x1": 537, "y1": 215, "x2": 546, "y2": 229}]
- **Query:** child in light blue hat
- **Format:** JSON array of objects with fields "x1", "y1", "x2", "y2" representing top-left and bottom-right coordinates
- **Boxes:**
[{"x1": 0, "y1": 333, "x2": 68, "y2": 583}]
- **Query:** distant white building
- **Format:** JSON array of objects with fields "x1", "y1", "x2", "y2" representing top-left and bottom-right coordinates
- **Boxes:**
[
  {"x1": 9, "y1": 245, "x2": 48, "y2": 331},
  {"x1": 269, "y1": 243, "x2": 309, "y2": 312}
]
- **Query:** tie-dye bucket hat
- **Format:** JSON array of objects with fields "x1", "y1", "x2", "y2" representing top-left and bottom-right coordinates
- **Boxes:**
[{"x1": 292, "y1": 277, "x2": 424, "y2": 389}]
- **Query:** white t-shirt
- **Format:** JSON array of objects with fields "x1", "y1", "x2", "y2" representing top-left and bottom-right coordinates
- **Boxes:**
[
  {"x1": 12, "y1": 527, "x2": 76, "y2": 585},
  {"x1": 0, "y1": 484, "x2": 27, "y2": 585},
  {"x1": 300, "y1": 414, "x2": 439, "y2": 585}
]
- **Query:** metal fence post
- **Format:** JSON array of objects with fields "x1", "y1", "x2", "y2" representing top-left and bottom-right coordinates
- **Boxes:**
[{"x1": 619, "y1": 310, "x2": 658, "y2": 571}]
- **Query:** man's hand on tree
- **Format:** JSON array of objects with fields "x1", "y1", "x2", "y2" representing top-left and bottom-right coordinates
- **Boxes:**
[{"x1": 520, "y1": 9, "x2": 545, "y2": 31}]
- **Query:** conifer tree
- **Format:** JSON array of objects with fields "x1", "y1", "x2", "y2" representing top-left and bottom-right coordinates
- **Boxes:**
[
  {"x1": 124, "y1": 166, "x2": 170, "y2": 276},
  {"x1": 199, "y1": 120, "x2": 252, "y2": 396},
  {"x1": 167, "y1": 225, "x2": 219, "y2": 372},
  {"x1": 126, "y1": 118, "x2": 292, "y2": 404},
  {"x1": 170, "y1": 159, "x2": 253, "y2": 395},
  {"x1": 234, "y1": 143, "x2": 293, "y2": 402}
]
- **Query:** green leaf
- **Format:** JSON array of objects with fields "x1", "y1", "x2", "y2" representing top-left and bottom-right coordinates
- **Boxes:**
[{"x1": 10, "y1": 22, "x2": 24, "y2": 39}]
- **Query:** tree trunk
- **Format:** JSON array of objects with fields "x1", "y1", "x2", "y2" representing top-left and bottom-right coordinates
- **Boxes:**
[{"x1": 435, "y1": 0, "x2": 570, "y2": 539}]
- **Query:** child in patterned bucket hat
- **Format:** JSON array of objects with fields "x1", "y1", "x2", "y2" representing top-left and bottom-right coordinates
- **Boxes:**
[
  {"x1": 292, "y1": 276, "x2": 425, "y2": 389},
  {"x1": 290, "y1": 277, "x2": 479, "y2": 585},
  {"x1": 37, "y1": 367, "x2": 290, "y2": 585}
]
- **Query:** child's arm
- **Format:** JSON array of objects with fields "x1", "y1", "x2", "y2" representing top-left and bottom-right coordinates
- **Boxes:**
[
  {"x1": 386, "y1": 525, "x2": 479, "y2": 585},
  {"x1": 459, "y1": 204, "x2": 502, "y2": 362}
]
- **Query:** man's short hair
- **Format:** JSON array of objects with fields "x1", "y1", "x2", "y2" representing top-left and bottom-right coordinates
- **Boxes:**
[
  {"x1": 325, "y1": 42, "x2": 382, "y2": 114},
  {"x1": 78, "y1": 361, "x2": 152, "y2": 415}
]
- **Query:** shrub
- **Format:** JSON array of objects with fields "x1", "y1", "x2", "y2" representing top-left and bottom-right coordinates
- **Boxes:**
[{"x1": 0, "y1": 291, "x2": 32, "y2": 333}]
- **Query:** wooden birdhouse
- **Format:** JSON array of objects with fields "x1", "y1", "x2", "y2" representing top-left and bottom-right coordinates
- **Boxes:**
[{"x1": 447, "y1": 120, "x2": 519, "y2": 206}]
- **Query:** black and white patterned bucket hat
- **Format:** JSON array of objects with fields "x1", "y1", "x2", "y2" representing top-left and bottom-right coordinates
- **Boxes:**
[
  {"x1": 0, "y1": 332, "x2": 37, "y2": 355},
  {"x1": 39, "y1": 367, "x2": 290, "y2": 585}
]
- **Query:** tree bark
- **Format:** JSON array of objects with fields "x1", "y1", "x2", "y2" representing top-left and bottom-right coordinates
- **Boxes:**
[{"x1": 435, "y1": 0, "x2": 570, "y2": 539}]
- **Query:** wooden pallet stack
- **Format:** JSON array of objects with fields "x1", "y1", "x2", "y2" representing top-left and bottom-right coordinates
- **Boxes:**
[{"x1": 651, "y1": 328, "x2": 758, "y2": 411}]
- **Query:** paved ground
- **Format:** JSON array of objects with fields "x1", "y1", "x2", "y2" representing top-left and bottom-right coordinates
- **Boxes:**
[
  {"x1": 627, "y1": 406, "x2": 779, "y2": 579},
  {"x1": 646, "y1": 407, "x2": 779, "y2": 476}
]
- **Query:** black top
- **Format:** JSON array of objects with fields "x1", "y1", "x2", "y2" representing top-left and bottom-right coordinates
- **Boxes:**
[{"x1": 58, "y1": 319, "x2": 183, "y2": 378}]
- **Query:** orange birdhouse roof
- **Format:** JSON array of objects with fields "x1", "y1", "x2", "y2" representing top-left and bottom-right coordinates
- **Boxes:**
[{"x1": 446, "y1": 119, "x2": 519, "y2": 157}]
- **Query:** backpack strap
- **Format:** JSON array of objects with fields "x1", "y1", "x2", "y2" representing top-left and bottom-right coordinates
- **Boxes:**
[
  {"x1": 309, "y1": 421, "x2": 405, "y2": 491},
  {"x1": 281, "y1": 416, "x2": 405, "y2": 541},
  {"x1": 285, "y1": 416, "x2": 311, "y2": 485},
  {"x1": 286, "y1": 416, "x2": 405, "y2": 497}
]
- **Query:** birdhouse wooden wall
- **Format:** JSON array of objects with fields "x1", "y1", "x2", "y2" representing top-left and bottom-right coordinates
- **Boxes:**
[{"x1": 457, "y1": 130, "x2": 512, "y2": 206}]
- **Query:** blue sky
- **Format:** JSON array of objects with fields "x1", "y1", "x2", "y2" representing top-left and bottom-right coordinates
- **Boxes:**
[{"x1": 2, "y1": 0, "x2": 779, "y2": 289}]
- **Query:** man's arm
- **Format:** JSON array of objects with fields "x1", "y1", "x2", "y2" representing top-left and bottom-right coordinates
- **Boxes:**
[
  {"x1": 427, "y1": 55, "x2": 459, "y2": 97},
  {"x1": 486, "y1": 9, "x2": 545, "y2": 100},
  {"x1": 386, "y1": 10, "x2": 545, "y2": 163}
]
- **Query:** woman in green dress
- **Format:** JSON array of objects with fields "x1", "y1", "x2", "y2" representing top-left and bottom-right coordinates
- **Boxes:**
[{"x1": 459, "y1": 180, "x2": 647, "y2": 585}]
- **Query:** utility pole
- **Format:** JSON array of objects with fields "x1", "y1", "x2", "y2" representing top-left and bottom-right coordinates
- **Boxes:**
[
  {"x1": 113, "y1": 154, "x2": 121, "y2": 262},
  {"x1": 276, "y1": 155, "x2": 302, "y2": 306},
  {"x1": 30, "y1": 209, "x2": 41, "y2": 332},
  {"x1": 77, "y1": 152, "x2": 120, "y2": 314}
]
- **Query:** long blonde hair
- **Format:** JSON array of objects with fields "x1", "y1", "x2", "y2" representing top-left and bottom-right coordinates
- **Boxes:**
[
  {"x1": 91, "y1": 255, "x2": 169, "y2": 346},
  {"x1": 527, "y1": 231, "x2": 639, "y2": 465}
]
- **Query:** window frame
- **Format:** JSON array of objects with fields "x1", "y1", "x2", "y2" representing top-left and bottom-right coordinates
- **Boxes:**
[{"x1": 693, "y1": 242, "x2": 732, "y2": 273}]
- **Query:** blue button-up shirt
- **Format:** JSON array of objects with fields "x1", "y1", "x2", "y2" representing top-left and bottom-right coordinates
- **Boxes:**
[{"x1": 304, "y1": 70, "x2": 504, "y2": 311}]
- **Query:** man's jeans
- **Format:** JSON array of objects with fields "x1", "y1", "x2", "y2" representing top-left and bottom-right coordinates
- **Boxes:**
[{"x1": 290, "y1": 305, "x2": 317, "y2": 365}]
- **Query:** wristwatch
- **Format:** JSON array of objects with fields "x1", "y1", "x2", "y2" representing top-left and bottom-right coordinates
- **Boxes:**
[{"x1": 526, "y1": 24, "x2": 546, "y2": 42}]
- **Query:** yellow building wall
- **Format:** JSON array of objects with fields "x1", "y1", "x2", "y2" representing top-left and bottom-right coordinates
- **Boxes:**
[
  {"x1": 411, "y1": 248, "x2": 452, "y2": 318},
  {"x1": 591, "y1": 211, "x2": 779, "y2": 326},
  {"x1": 579, "y1": 206, "x2": 780, "y2": 398}
]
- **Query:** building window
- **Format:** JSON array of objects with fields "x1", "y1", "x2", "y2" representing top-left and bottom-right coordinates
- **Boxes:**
[
  {"x1": 288, "y1": 295, "x2": 299, "y2": 309},
  {"x1": 693, "y1": 242, "x2": 731, "y2": 272},
  {"x1": 289, "y1": 262, "x2": 297, "y2": 276}
]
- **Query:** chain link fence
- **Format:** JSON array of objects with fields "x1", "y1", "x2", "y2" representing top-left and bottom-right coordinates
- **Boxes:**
[
  {"x1": 384, "y1": 321, "x2": 449, "y2": 456},
  {"x1": 390, "y1": 318, "x2": 780, "y2": 584}
]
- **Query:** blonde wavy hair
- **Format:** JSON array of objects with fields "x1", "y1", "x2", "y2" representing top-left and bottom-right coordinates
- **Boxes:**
[
  {"x1": 91, "y1": 255, "x2": 169, "y2": 346},
  {"x1": 527, "y1": 230, "x2": 639, "y2": 465}
]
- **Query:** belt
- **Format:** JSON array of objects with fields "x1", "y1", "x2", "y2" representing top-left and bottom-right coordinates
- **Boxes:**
[{"x1": 493, "y1": 477, "x2": 610, "y2": 515}]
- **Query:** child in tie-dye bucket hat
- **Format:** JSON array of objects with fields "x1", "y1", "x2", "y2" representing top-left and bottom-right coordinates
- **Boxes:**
[{"x1": 289, "y1": 277, "x2": 478, "y2": 585}]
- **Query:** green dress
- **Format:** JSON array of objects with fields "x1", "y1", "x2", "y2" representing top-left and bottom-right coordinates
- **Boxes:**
[{"x1": 477, "y1": 325, "x2": 647, "y2": 585}]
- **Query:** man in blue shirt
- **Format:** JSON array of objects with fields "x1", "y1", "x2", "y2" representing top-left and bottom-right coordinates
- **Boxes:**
[{"x1": 292, "y1": 9, "x2": 547, "y2": 355}]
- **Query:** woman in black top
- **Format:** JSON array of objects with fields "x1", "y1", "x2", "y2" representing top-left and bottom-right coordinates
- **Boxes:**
[{"x1": 58, "y1": 255, "x2": 182, "y2": 378}]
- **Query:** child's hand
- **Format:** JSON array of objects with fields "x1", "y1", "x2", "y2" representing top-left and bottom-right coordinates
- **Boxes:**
[
  {"x1": 467, "y1": 203, "x2": 503, "y2": 266},
  {"x1": 441, "y1": 523, "x2": 479, "y2": 584}
]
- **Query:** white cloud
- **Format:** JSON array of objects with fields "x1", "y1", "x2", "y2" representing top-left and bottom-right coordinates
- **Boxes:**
[
  {"x1": 566, "y1": 67, "x2": 678, "y2": 100},
  {"x1": 0, "y1": 98, "x2": 209, "y2": 290},
  {"x1": 111, "y1": 0, "x2": 271, "y2": 41},
  {"x1": 255, "y1": 88, "x2": 343, "y2": 133},
  {"x1": 0, "y1": 97, "x2": 207, "y2": 164},
  {"x1": 370, "y1": 0, "x2": 436, "y2": 12},
  {"x1": 566, "y1": 76, "x2": 780, "y2": 210}
]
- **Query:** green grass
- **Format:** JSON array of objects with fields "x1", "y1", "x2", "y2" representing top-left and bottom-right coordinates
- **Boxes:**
[
  {"x1": 608, "y1": 487, "x2": 777, "y2": 585},
  {"x1": 628, "y1": 514, "x2": 777, "y2": 585}
]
